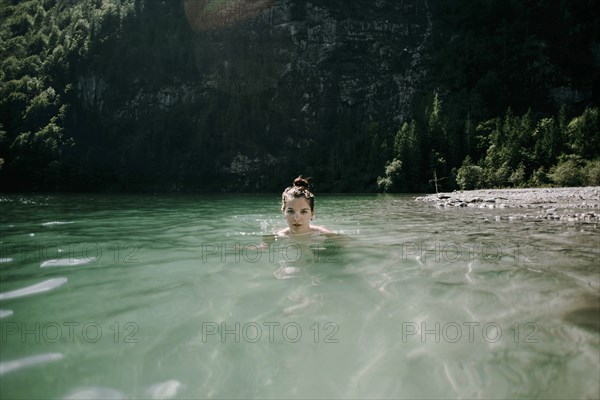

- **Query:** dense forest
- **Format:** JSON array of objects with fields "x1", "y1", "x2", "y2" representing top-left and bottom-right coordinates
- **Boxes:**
[{"x1": 0, "y1": 0, "x2": 598, "y2": 192}]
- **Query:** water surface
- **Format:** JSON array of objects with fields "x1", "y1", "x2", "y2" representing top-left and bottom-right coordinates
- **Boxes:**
[{"x1": 1, "y1": 194, "x2": 598, "y2": 399}]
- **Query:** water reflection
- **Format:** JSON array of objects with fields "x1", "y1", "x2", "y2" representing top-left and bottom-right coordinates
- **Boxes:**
[{"x1": 0, "y1": 194, "x2": 597, "y2": 399}]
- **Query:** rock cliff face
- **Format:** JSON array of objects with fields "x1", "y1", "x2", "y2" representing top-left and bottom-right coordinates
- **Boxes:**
[
  {"x1": 3, "y1": 0, "x2": 595, "y2": 192},
  {"x1": 77, "y1": 0, "x2": 433, "y2": 191},
  {"x1": 188, "y1": 0, "x2": 431, "y2": 123}
]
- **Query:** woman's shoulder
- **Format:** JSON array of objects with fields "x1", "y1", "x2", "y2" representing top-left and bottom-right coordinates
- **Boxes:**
[
  {"x1": 310, "y1": 225, "x2": 334, "y2": 234},
  {"x1": 276, "y1": 227, "x2": 290, "y2": 236}
]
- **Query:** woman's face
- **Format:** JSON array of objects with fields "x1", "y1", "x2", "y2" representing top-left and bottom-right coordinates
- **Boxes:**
[{"x1": 283, "y1": 196, "x2": 314, "y2": 235}]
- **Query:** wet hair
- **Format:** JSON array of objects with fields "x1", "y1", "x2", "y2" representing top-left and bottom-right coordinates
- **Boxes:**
[{"x1": 281, "y1": 176, "x2": 315, "y2": 212}]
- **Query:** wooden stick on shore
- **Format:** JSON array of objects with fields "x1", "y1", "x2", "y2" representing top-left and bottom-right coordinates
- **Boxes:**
[{"x1": 429, "y1": 170, "x2": 447, "y2": 195}]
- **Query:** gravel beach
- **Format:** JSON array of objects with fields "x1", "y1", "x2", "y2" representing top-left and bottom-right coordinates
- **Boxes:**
[{"x1": 416, "y1": 186, "x2": 600, "y2": 223}]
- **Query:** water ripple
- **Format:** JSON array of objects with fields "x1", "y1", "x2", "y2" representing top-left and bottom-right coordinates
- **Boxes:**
[
  {"x1": 64, "y1": 387, "x2": 126, "y2": 400},
  {"x1": 145, "y1": 379, "x2": 184, "y2": 399},
  {"x1": 0, "y1": 353, "x2": 63, "y2": 376},
  {"x1": 0, "y1": 277, "x2": 68, "y2": 300},
  {"x1": 41, "y1": 258, "x2": 97, "y2": 268}
]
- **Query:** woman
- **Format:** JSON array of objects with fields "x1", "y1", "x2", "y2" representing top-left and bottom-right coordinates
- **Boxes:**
[
  {"x1": 263, "y1": 176, "x2": 340, "y2": 279},
  {"x1": 277, "y1": 176, "x2": 333, "y2": 236}
]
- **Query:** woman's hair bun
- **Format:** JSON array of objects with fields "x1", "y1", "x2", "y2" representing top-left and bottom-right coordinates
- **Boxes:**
[{"x1": 293, "y1": 176, "x2": 310, "y2": 188}]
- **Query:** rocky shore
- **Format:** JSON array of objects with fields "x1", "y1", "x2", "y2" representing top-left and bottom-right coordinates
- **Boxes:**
[{"x1": 416, "y1": 187, "x2": 600, "y2": 223}]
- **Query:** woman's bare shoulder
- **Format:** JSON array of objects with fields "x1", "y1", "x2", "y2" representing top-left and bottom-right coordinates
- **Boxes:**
[
  {"x1": 311, "y1": 225, "x2": 335, "y2": 234},
  {"x1": 276, "y1": 227, "x2": 290, "y2": 236}
]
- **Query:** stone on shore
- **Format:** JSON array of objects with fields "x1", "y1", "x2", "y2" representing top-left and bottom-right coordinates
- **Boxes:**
[{"x1": 415, "y1": 187, "x2": 600, "y2": 224}]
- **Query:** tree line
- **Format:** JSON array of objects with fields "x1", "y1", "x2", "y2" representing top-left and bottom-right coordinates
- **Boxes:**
[
  {"x1": 1, "y1": 0, "x2": 598, "y2": 192},
  {"x1": 378, "y1": 96, "x2": 599, "y2": 192},
  {"x1": 378, "y1": 0, "x2": 599, "y2": 192}
]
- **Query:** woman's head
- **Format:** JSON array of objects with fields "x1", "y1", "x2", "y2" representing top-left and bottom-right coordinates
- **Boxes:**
[
  {"x1": 281, "y1": 176, "x2": 315, "y2": 234},
  {"x1": 281, "y1": 176, "x2": 315, "y2": 212}
]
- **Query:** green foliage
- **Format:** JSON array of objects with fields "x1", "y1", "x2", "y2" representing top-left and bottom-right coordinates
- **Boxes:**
[
  {"x1": 548, "y1": 157, "x2": 600, "y2": 187},
  {"x1": 426, "y1": 94, "x2": 450, "y2": 175},
  {"x1": 567, "y1": 107, "x2": 600, "y2": 159},
  {"x1": 456, "y1": 156, "x2": 483, "y2": 190},
  {"x1": 382, "y1": 101, "x2": 599, "y2": 192},
  {"x1": 476, "y1": 109, "x2": 535, "y2": 187},
  {"x1": 549, "y1": 155, "x2": 586, "y2": 187},
  {"x1": 529, "y1": 166, "x2": 549, "y2": 187},
  {"x1": 0, "y1": 0, "x2": 188, "y2": 190},
  {"x1": 392, "y1": 120, "x2": 421, "y2": 190},
  {"x1": 508, "y1": 163, "x2": 526, "y2": 187},
  {"x1": 584, "y1": 160, "x2": 600, "y2": 186},
  {"x1": 533, "y1": 116, "x2": 562, "y2": 167},
  {"x1": 0, "y1": 0, "x2": 597, "y2": 192},
  {"x1": 23, "y1": 86, "x2": 58, "y2": 127},
  {"x1": 390, "y1": 0, "x2": 598, "y2": 192},
  {"x1": 377, "y1": 158, "x2": 403, "y2": 193}
]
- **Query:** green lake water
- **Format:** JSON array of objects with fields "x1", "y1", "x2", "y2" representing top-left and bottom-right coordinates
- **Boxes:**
[{"x1": 0, "y1": 194, "x2": 598, "y2": 399}]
